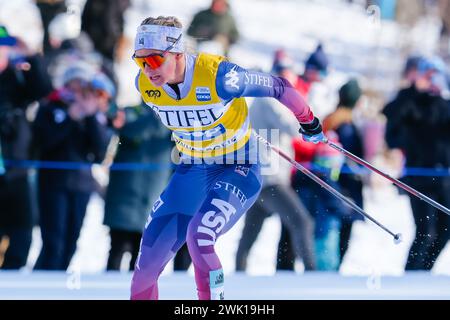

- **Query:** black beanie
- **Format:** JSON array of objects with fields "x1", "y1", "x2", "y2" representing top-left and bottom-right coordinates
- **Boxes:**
[{"x1": 339, "y1": 79, "x2": 361, "y2": 109}]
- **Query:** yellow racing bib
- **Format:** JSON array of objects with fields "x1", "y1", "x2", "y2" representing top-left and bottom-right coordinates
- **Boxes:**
[{"x1": 138, "y1": 53, "x2": 251, "y2": 158}]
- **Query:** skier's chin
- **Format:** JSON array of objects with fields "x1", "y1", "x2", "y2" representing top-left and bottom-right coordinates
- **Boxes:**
[{"x1": 149, "y1": 75, "x2": 165, "y2": 87}]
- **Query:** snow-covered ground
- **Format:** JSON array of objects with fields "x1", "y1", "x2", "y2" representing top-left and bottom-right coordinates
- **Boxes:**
[
  {"x1": 1, "y1": 0, "x2": 449, "y2": 299},
  {"x1": 1, "y1": 271, "x2": 450, "y2": 300}
]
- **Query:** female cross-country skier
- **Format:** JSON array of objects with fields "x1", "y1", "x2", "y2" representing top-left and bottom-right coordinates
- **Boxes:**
[{"x1": 130, "y1": 15, "x2": 325, "y2": 300}]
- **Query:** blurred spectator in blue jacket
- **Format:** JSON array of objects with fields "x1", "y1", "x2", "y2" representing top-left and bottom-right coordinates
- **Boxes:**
[
  {"x1": 323, "y1": 79, "x2": 365, "y2": 266},
  {"x1": 297, "y1": 132, "x2": 346, "y2": 271}
]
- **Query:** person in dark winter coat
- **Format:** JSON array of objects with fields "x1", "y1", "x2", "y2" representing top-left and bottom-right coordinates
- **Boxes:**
[
  {"x1": 323, "y1": 78, "x2": 365, "y2": 265},
  {"x1": 81, "y1": 0, "x2": 131, "y2": 61},
  {"x1": 187, "y1": 0, "x2": 239, "y2": 56},
  {"x1": 35, "y1": 0, "x2": 67, "y2": 54},
  {"x1": 383, "y1": 57, "x2": 450, "y2": 270},
  {"x1": 0, "y1": 27, "x2": 52, "y2": 269},
  {"x1": 104, "y1": 101, "x2": 172, "y2": 271},
  {"x1": 33, "y1": 64, "x2": 112, "y2": 270}
]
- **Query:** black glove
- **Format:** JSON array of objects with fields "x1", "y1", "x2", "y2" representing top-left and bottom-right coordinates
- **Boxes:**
[{"x1": 299, "y1": 117, "x2": 325, "y2": 144}]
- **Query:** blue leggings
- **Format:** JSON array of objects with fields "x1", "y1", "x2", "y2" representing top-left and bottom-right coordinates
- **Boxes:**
[{"x1": 131, "y1": 162, "x2": 262, "y2": 300}]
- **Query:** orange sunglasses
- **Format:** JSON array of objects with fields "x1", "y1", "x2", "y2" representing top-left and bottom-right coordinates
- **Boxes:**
[
  {"x1": 132, "y1": 52, "x2": 166, "y2": 70},
  {"x1": 132, "y1": 33, "x2": 182, "y2": 70}
]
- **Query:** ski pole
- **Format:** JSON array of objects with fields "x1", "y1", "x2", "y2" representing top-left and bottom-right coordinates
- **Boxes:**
[
  {"x1": 324, "y1": 138, "x2": 450, "y2": 217},
  {"x1": 254, "y1": 133, "x2": 402, "y2": 244}
]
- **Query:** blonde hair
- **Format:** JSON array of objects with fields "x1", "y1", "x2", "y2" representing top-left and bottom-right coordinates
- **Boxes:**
[{"x1": 140, "y1": 16, "x2": 182, "y2": 28}]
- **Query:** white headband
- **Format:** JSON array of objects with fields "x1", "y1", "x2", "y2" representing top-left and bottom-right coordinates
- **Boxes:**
[{"x1": 134, "y1": 25, "x2": 184, "y2": 53}]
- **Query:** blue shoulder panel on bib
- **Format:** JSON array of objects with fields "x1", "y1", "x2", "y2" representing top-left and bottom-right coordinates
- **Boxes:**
[{"x1": 216, "y1": 61, "x2": 284, "y2": 101}]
